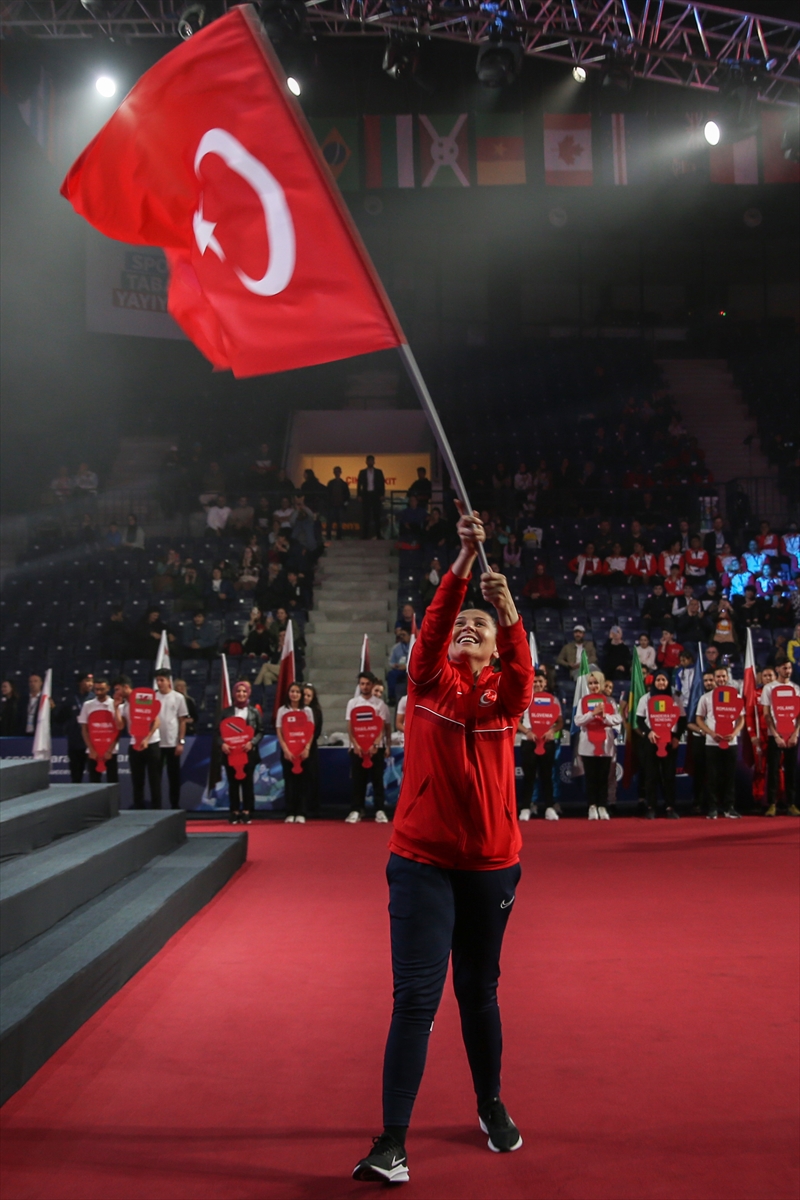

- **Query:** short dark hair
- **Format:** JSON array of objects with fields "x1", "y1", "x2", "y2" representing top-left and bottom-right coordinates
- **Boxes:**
[
  {"x1": 154, "y1": 669, "x2": 172, "y2": 680},
  {"x1": 358, "y1": 671, "x2": 377, "y2": 684},
  {"x1": 112, "y1": 674, "x2": 131, "y2": 687}
]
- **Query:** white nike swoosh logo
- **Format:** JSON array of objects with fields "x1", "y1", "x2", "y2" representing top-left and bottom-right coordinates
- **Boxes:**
[
  {"x1": 500, "y1": 897, "x2": 515, "y2": 908},
  {"x1": 390, "y1": 1157, "x2": 405, "y2": 1167}
]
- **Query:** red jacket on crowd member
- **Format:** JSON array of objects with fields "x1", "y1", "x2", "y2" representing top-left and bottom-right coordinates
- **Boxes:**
[
  {"x1": 656, "y1": 638, "x2": 684, "y2": 670},
  {"x1": 658, "y1": 549, "x2": 684, "y2": 578},
  {"x1": 626, "y1": 552, "x2": 657, "y2": 581},
  {"x1": 664, "y1": 569, "x2": 687, "y2": 597},
  {"x1": 757, "y1": 531, "x2": 780, "y2": 557},
  {"x1": 567, "y1": 554, "x2": 603, "y2": 582},
  {"x1": 684, "y1": 547, "x2": 709, "y2": 577},
  {"x1": 523, "y1": 570, "x2": 558, "y2": 600},
  {"x1": 389, "y1": 570, "x2": 533, "y2": 871},
  {"x1": 716, "y1": 552, "x2": 740, "y2": 587}
]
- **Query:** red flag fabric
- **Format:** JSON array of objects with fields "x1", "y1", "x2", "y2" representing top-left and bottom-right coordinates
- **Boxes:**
[
  {"x1": 742, "y1": 627, "x2": 760, "y2": 768},
  {"x1": 60, "y1": 6, "x2": 403, "y2": 377}
]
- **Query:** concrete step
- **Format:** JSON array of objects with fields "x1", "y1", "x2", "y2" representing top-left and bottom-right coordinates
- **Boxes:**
[
  {"x1": 306, "y1": 649, "x2": 391, "y2": 670},
  {"x1": 0, "y1": 783, "x2": 119, "y2": 861},
  {"x1": 0, "y1": 761, "x2": 50, "y2": 803},
  {"x1": 307, "y1": 619, "x2": 388, "y2": 635},
  {"x1": 0, "y1": 831, "x2": 246, "y2": 1104},
  {"x1": 306, "y1": 631, "x2": 392, "y2": 647},
  {"x1": 0, "y1": 810, "x2": 185, "y2": 956},
  {"x1": 304, "y1": 667, "x2": 365, "y2": 684},
  {"x1": 316, "y1": 585, "x2": 394, "y2": 600}
]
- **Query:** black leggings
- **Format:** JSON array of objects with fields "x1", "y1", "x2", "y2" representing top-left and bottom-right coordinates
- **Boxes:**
[
  {"x1": 226, "y1": 760, "x2": 256, "y2": 815},
  {"x1": 581, "y1": 755, "x2": 612, "y2": 807},
  {"x1": 282, "y1": 757, "x2": 308, "y2": 816},
  {"x1": 706, "y1": 745, "x2": 735, "y2": 811},
  {"x1": 644, "y1": 741, "x2": 677, "y2": 808},
  {"x1": 382, "y1": 852, "x2": 520, "y2": 1127},
  {"x1": 520, "y1": 740, "x2": 555, "y2": 808},
  {"x1": 350, "y1": 749, "x2": 385, "y2": 812}
]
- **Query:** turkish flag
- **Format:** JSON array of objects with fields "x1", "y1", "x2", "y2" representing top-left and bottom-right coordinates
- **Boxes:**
[{"x1": 60, "y1": 5, "x2": 403, "y2": 377}]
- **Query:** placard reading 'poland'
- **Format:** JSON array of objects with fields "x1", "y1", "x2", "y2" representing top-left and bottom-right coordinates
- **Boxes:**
[{"x1": 85, "y1": 227, "x2": 186, "y2": 340}]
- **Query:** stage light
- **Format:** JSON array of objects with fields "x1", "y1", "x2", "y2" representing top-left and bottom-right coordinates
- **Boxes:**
[
  {"x1": 476, "y1": 36, "x2": 522, "y2": 88},
  {"x1": 178, "y1": 2, "x2": 206, "y2": 39},
  {"x1": 572, "y1": 66, "x2": 587, "y2": 83},
  {"x1": 703, "y1": 120, "x2": 721, "y2": 146},
  {"x1": 287, "y1": 76, "x2": 301, "y2": 95},
  {"x1": 95, "y1": 75, "x2": 117, "y2": 97},
  {"x1": 383, "y1": 36, "x2": 419, "y2": 82}
]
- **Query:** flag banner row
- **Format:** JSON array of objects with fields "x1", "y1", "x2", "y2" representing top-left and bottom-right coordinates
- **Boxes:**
[{"x1": 309, "y1": 110, "x2": 799, "y2": 191}]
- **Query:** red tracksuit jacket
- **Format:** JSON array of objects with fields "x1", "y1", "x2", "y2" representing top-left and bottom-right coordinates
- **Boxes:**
[{"x1": 388, "y1": 570, "x2": 533, "y2": 871}]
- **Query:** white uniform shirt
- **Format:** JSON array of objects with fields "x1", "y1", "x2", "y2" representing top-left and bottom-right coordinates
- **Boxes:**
[
  {"x1": 396, "y1": 695, "x2": 408, "y2": 716},
  {"x1": 154, "y1": 689, "x2": 189, "y2": 748},
  {"x1": 78, "y1": 696, "x2": 120, "y2": 751},
  {"x1": 346, "y1": 695, "x2": 390, "y2": 726},
  {"x1": 695, "y1": 690, "x2": 743, "y2": 747},
  {"x1": 574, "y1": 697, "x2": 621, "y2": 757},
  {"x1": 276, "y1": 704, "x2": 313, "y2": 730},
  {"x1": 120, "y1": 700, "x2": 161, "y2": 745},
  {"x1": 760, "y1": 680, "x2": 800, "y2": 737}
]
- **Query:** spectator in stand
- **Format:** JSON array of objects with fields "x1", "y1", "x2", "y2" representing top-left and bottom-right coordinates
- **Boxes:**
[
  {"x1": 728, "y1": 563, "x2": 754, "y2": 599},
  {"x1": 695, "y1": 666, "x2": 744, "y2": 819},
  {"x1": 284, "y1": 570, "x2": 307, "y2": 616},
  {"x1": 636, "y1": 671, "x2": 685, "y2": 818},
  {"x1": 105, "y1": 521, "x2": 122, "y2": 549},
  {"x1": 513, "y1": 463, "x2": 533, "y2": 495},
  {"x1": 124, "y1": 513, "x2": 145, "y2": 551},
  {"x1": 742, "y1": 539, "x2": 767, "y2": 577},
  {"x1": 699, "y1": 579, "x2": 719, "y2": 612},
  {"x1": 235, "y1": 547, "x2": 261, "y2": 594},
  {"x1": 326, "y1": 466, "x2": 350, "y2": 541},
  {"x1": 395, "y1": 693, "x2": 408, "y2": 734},
  {"x1": 523, "y1": 563, "x2": 560, "y2": 609},
  {"x1": 101, "y1": 606, "x2": 131, "y2": 661},
  {"x1": 755, "y1": 562, "x2": 780, "y2": 601},
  {"x1": 422, "y1": 506, "x2": 449, "y2": 553},
  {"x1": 503, "y1": 533, "x2": 522, "y2": 569},
  {"x1": 788, "y1": 623, "x2": 800, "y2": 681},
  {"x1": 568, "y1": 543, "x2": 603, "y2": 585},
  {"x1": 274, "y1": 606, "x2": 306, "y2": 674},
  {"x1": 199, "y1": 462, "x2": 226, "y2": 505},
  {"x1": 556, "y1": 624, "x2": 597, "y2": 680},
  {"x1": 345, "y1": 672, "x2": 391, "y2": 823},
  {"x1": 603, "y1": 543, "x2": 628, "y2": 584},
  {"x1": 50, "y1": 466, "x2": 74, "y2": 504},
  {"x1": 387, "y1": 628, "x2": 411, "y2": 703},
  {"x1": 676, "y1": 597, "x2": 711, "y2": 643},
  {"x1": 656, "y1": 630, "x2": 683, "y2": 675},
  {"x1": 136, "y1": 607, "x2": 173, "y2": 660},
  {"x1": 252, "y1": 443, "x2": 275, "y2": 489},
  {"x1": 626, "y1": 541, "x2": 657, "y2": 584},
  {"x1": 663, "y1": 565, "x2": 686, "y2": 599},
  {"x1": 173, "y1": 678, "x2": 197, "y2": 734},
  {"x1": 77, "y1": 514, "x2": 98, "y2": 544},
  {"x1": 301, "y1": 469, "x2": 326, "y2": 508},
  {"x1": 175, "y1": 566, "x2": 205, "y2": 614},
  {"x1": 674, "y1": 651, "x2": 696, "y2": 712},
  {"x1": 357, "y1": 455, "x2": 385, "y2": 540},
  {"x1": 254, "y1": 496, "x2": 272, "y2": 533},
  {"x1": 206, "y1": 566, "x2": 236, "y2": 614},
  {"x1": 574, "y1": 670, "x2": 621, "y2": 819},
  {"x1": 594, "y1": 520, "x2": 615, "y2": 561},
  {"x1": 757, "y1": 520, "x2": 780, "y2": 559},
  {"x1": 257, "y1": 561, "x2": 291, "y2": 613},
  {"x1": 684, "y1": 535, "x2": 709, "y2": 584},
  {"x1": 781, "y1": 524, "x2": 800, "y2": 575},
  {"x1": 658, "y1": 539, "x2": 684, "y2": 580},
  {"x1": 276, "y1": 681, "x2": 312, "y2": 823},
  {"x1": 182, "y1": 611, "x2": 218, "y2": 661},
  {"x1": 716, "y1": 543, "x2": 740, "y2": 588},
  {"x1": 291, "y1": 495, "x2": 321, "y2": 561},
  {"x1": 396, "y1": 603, "x2": 417, "y2": 635},
  {"x1": 704, "y1": 644, "x2": 722, "y2": 674},
  {"x1": 703, "y1": 515, "x2": 729, "y2": 560},
  {"x1": 768, "y1": 638, "x2": 789, "y2": 669},
  {"x1": 408, "y1": 467, "x2": 432, "y2": 509},
  {"x1": 734, "y1": 586, "x2": 763, "y2": 637},
  {"x1": 254, "y1": 630, "x2": 283, "y2": 686},
  {"x1": 636, "y1": 634, "x2": 656, "y2": 672},
  {"x1": 709, "y1": 599, "x2": 740, "y2": 660},
  {"x1": 206, "y1": 495, "x2": 231, "y2": 537},
  {"x1": 760, "y1": 659, "x2": 800, "y2": 816},
  {"x1": 398, "y1": 495, "x2": 426, "y2": 542},
  {"x1": 420, "y1": 561, "x2": 441, "y2": 611},
  {"x1": 243, "y1": 606, "x2": 275, "y2": 658},
  {"x1": 228, "y1": 495, "x2": 254, "y2": 533},
  {"x1": 676, "y1": 519, "x2": 692, "y2": 552},
  {"x1": 0, "y1": 680, "x2": 20, "y2": 737},
  {"x1": 641, "y1": 582, "x2": 673, "y2": 633},
  {"x1": 74, "y1": 463, "x2": 99, "y2": 505},
  {"x1": 603, "y1": 626, "x2": 632, "y2": 680}
]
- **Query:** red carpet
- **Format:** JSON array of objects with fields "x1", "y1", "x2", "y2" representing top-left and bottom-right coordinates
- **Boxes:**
[{"x1": 2, "y1": 819, "x2": 798, "y2": 1200}]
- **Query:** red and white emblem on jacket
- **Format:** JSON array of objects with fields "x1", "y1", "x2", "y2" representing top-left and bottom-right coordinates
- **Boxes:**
[{"x1": 479, "y1": 688, "x2": 498, "y2": 706}]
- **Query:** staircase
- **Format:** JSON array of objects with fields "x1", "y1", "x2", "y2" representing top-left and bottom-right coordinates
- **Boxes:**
[
  {"x1": 0, "y1": 760, "x2": 246, "y2": 1104},
  {"x1": 305, "y1": 541, "x2": 396, "y2": 732}
]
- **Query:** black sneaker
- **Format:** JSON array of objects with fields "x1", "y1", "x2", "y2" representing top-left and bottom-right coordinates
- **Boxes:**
[
  {"x1": 666, "y1": 807, "x2": 681, "y2": 819},
  {"x1": 706, "y1": 809, "x2": 718, "y2": 820},
  {"x1": 352, "y1": 1134, "x2": 409, "y2": 1184},
  {"x1": 723, "y1": 808, "x2": 742, "y2": 819},
  {"x1": 478, "y1": 1097, "x2": 523, "y2": 1153}
]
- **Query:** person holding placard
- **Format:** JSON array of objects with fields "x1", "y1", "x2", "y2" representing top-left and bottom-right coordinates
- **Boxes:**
[
  {"x1": 635, "y1": 672, "x2": 685, "y2": 819},
  {"x1": 302, "y1": 684, "x2": 324, "y2": 815},
  {"x1": 694, "y1": 668, "x2": 745, "y2": 819},
  {"x1": 518, "y1": 669, "x2": 562, "y2": 820},
  {"x1": 276, "y1": 682, "x2": 315, "y2": 824},
  {"x1": 574, "y1": 671, "x2": 622, "y2": 820},
  {"x1": 220, "y1": 680, "x2": 263, "y2": 824},
  {"x1": 78, "y1": 678, "x2": 120, "y2": 783},
  {"x1": 345, "y1": 672, "x2": 391, "y2": 824},
  {"x1": 352, "y1": 503, "x2": 533, "y2": 1185},
  {"x1": 118, "y1": 685, "x2": 162, "y2": 809},
  {"x1": 760, "y1": 660, "x2": 800, "y2": 816},
  {"x1": 154, "y1": 670, "x2": 189, "y2": 809}
]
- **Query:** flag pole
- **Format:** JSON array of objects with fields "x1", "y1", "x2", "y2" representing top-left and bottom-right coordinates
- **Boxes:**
[{"x1": 397, "y1": 342, "x2": 490, "y2": 576}]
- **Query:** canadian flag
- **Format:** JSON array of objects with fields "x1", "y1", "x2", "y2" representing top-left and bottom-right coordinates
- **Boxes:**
[
  {"x1": 61, "y1": 6, "x2": 403, "y2": 377},
  {"x1": 544, "y1": 114, "x2": 593, "y2": 186},
  {"x1": 274, "y1": 619, "x2": 296, "y2": 723}
]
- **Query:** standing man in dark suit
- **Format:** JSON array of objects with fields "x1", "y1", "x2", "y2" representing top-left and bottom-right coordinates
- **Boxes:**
[
  {"x1": 326, "y1": 466, "x2": 351, "y2": 542},
  {"x1": 703, "y1": 515, "x2": 730, "y2": 562},
  {"x1": 357, "y1": 455, "x2": 386, "y2": 540}
]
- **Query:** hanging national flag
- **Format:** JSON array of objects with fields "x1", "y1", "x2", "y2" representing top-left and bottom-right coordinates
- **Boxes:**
[
  {"x1": 60, "y1": 7, "x2": 403, "y2": 378},
  {"x1": 154, "y1": 629, "x2": 171, "y2": 674},
  {"x1": 686, "y1": 643, "x2": 705, "y2": 723},
  {"x1": 419, "y1": 115, "x2": 470, "y2": 187},
  {"x1": 475, "y1": 113, "x2": 526, "y2": 185},
  {"x1": 622, "y1": 649, "x2": 646, "y2": 788},
  {"x1": 18, "y1": 67, "x2": 59, "y2": 165},
  {"x1": 309, "y1": 118, "x2": 360, "y2": 191},
  {"x1": 32, "y1": 668, "x2": 52, "y2": 762},
  {"x1": 761, "y1": 110, "x2": 800, "y2": 184},
  {"x1": 544, "y1": 114, "x2": 592, "y2": 186},
  {"x1": 570, "y1": 649, "x2": 591, "y2": 776},
  {"x1": 360, "y1": 633, "x2": 371, "y2": 674},
  {"x1": 364, "y1": 115, "x2": 415, "y2": 188},
  {"x1": 709, "y1": 134, "x2": 758, "y2": 184},
  {"x1": 742, "y1": 627, "x2": 761, "y2": 767},
  {"x1": 529, "y1": 631, "x2": 539, "y2": 670},
  {"x1": 598, "y1": 113, "x2": 648, "y2": 185},
  {"x1": 274, "y1": 619, "x2": 296, "y2": 723}
]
